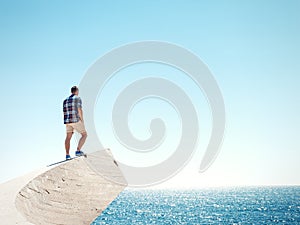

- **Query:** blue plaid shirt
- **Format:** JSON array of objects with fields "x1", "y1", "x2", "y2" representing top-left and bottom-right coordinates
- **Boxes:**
[{"x1": 63, "y1": 94, "x2": 82, "y2": 124}]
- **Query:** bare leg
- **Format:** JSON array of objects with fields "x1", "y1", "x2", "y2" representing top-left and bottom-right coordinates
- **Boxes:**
[
  {"x1": 65, "y1": 132, "x2": 73, "y2": 155},
  {"x1": 77, "y1": 132, "x2": 87, "y2": 151}
]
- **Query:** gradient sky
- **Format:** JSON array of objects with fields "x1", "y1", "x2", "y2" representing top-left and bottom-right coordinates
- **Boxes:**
[{"x1": 0, "y1": 0, "x2": 299, "y2": 187}]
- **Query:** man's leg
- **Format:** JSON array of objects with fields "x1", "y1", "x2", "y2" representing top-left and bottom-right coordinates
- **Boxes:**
[
  {"x1": 77, "y1": 132, "x2": 87, "y2": 151},
  {"x1": 65, "y1": 132, "x2": 73, "y2": 155}
]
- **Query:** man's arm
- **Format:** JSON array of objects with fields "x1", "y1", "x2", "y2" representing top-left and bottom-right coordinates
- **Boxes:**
[
  {"x1": 78, "y1": 107, "x2": 84, "y2": 123},
  {"x1": 76, "y1": 97, "x2": 84, "y2": 122}
]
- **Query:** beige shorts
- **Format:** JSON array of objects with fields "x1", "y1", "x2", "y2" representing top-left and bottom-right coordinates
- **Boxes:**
[{"x1": 66, "y1": 121, "x2": 87, "y2": 134}]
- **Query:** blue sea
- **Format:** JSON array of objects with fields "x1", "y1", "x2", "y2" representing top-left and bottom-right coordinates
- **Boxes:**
[{"x1": 91, "y1": 186, "x2": 300, "y2": 224}]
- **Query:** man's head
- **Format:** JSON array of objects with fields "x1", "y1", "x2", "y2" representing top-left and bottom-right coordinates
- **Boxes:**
[{"x1": 71, "y1": 86, "x2": 79, "y2": 95}]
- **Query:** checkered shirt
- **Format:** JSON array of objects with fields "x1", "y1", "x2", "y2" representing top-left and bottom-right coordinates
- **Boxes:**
[{"x1": 63, "y1": 94, "x2": 82, "y2": 124}]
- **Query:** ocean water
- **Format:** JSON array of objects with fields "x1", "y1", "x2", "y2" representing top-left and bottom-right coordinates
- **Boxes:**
[{"x1": 91, "y1": 186, "x2": 300, "y2": 224}]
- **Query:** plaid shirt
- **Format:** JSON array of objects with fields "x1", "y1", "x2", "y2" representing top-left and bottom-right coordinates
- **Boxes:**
[{"x1": 63, "y1": 94, "x2": 82, "y2": 124}]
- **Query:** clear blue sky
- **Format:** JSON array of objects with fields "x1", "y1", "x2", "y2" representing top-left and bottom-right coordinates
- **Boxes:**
[{"x1": 0, "y1": 0, "x2": 299, "y2": 186}]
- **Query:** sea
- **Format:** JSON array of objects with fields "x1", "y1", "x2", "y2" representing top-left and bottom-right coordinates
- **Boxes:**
[{"x1": 91, "y1": 186, "x2": 300, "y2": 225}]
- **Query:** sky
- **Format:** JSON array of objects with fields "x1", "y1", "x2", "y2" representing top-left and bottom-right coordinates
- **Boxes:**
[{"x1": 0, "y1": 0, "x2": 299, "y2": 187}]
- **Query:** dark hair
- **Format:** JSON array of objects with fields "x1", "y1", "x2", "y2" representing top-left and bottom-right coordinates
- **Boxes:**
[{"x1": 71, "y1": 86, "x2": 79, "y2": 94}]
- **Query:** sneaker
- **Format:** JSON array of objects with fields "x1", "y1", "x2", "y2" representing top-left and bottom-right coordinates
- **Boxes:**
[
  {"x1": 66, "y1": 155, "x2": 71, "y2": 160},
  {"x1": 75, "y1": 150, "x2": 85, "y2": 157}
]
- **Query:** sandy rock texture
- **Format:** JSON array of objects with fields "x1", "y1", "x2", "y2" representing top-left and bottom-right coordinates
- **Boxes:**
[{"x1": 13, "y1": 150, "x2": 126, "y2": 225}]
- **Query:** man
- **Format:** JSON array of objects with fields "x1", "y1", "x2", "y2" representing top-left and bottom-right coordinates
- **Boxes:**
[{"x1": 63, "y1": 86, "x2": 87, "y2": 160}]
